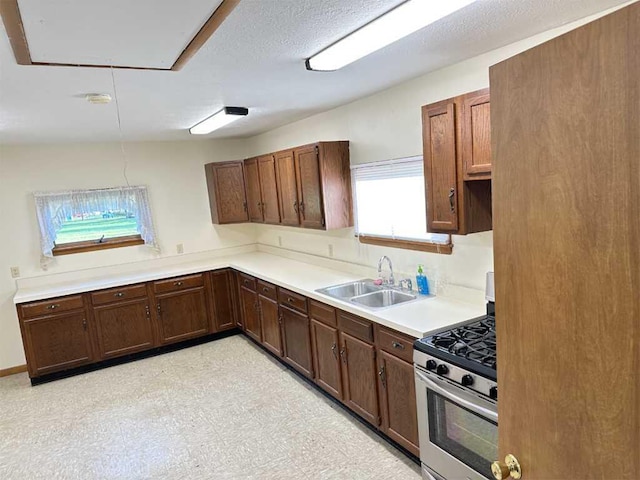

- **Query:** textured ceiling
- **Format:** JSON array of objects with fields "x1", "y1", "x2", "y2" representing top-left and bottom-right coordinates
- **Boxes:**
[{"x1": 0, "y1": 0, "x2": 633, "y2": 144}]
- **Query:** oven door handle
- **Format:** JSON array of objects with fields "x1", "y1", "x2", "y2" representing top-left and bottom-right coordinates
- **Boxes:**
[{"x1": 415, "y1": 369, "x2": 498, "y2": 423}]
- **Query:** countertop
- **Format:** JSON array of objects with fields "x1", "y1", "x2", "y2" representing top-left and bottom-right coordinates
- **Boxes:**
[{"x1": 13, "y1": 251, "x2": 485, "y2": 339}]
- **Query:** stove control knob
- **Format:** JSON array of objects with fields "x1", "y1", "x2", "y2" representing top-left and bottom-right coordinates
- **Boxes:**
[
  {"x1": 461, "y1": 374, "x2": 474, "y2": 387},
  {"x1": 436, "y1": 364, "x2": 449, "y2": 375},
  {"x1": 426, "y1": 360, "x2": 437, "y2": 371},
  {"x1": 490, "y1": 386, "x2": 498, "y2": 400}
]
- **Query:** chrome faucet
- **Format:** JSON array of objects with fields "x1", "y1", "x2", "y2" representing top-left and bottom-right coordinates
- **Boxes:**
[{"x1": 377, "y1": 256, "x2": 395, "y2": 286}]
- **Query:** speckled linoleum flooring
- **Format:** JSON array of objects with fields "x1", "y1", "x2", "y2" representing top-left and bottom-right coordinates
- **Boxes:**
[{"x1": 0, "y1": 335, "x2": 421, "y2": 480}]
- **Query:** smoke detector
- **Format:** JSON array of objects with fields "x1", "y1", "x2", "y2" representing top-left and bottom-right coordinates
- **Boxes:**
[{"x1": 85, "y1": 93, "x2": 112, "y2": 104}]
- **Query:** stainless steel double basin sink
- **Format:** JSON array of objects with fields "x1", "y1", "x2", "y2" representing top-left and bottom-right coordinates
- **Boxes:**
[{"x1": 316, "y1": 279, "x2": 430, "y2": 311}]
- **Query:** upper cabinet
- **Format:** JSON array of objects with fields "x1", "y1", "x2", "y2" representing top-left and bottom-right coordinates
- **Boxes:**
[
  {"x1": 204, "y1": 161, "x2": 249, "y2": 224},
  {"x1": 206, "y1": 141, "x2": 352, "y2": 231},
  {"x1": 422, "y1": 88, "x2": 492, "y2": 235}
]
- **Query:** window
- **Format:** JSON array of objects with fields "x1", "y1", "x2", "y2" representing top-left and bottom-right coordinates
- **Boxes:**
[
  {"x1": 34, "y1": 186, "x2": 159, "y2": 265},
  {"x1": 352, "y1": 156, "x2": 452, "y2": 253}
]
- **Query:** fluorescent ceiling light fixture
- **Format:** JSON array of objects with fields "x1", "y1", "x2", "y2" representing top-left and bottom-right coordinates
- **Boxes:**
[
  {"x1": 306, "y1": 0, "x2": 477, "y2": 71},
  {"x1": 189, "y1": 106, "x2": 248, "y2": 135}
]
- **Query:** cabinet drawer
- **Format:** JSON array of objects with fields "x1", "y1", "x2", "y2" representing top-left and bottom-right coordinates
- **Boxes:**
[
  {"x1": 309, "y1": 300, "x2": 336, "y2": 327},
  {"x1": 20, "y1": 295, "x2": 85, "y2": 319},
  {"x1": 377, "y1": 326, "x2": 415, "y2": 363},
  {"x1": 238, "y1": 273, "x2": 257, "y2": 291},
  {"x1": 278, "y1": 288, "x2": 307, "y2": 313},
  {"x1": 154, "y1": 274, "x2": 204, "y2": 294},
  {"x1": 257, "y1": 280, "x2": 277, "y2": 301},
  {"x1": 338, "y1": 311, "x2": 373, "y2": 343},
  {"x1": 91, "y1": 284, "x2": 148, "y2": 306}
]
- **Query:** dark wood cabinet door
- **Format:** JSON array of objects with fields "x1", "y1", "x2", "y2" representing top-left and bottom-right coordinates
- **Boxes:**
[
  {"x1": 93, "y1": 298, "x2": 154, "y2": 360},
  {"x1": 210, "y1": 270, "x2": 236, "y2": 332},
  {"x1": 239, "y1": 285, "x2": 261, "y2": 342},
  {"x1": 259, "y1": 294, "x2": 282, "y2": 356},
  {"x1": 310, "y1": 319, "x2": 342, "y2": 400},
  {"x1": 205, "y1": 161, "x2": 248, "y2": 224},
  {"x1": 294, "y1": 145, "x2": 325, "y2": 229},
  {"x1": 21, "y1": 312, "x2": 93, "y2": 376},
  {"x1": 378, "y1": 351, "x2": 419, "y2": 456},
  {"x1": 258, "y1": 154, "x2": 281, "y2": 224},
  {"x1": 280, "y1": 305, "x2": 313, "y2": 378},
  {"x1": 244, "y1": 157, "x2": 263, "y2": 222},
  {"x1": 340, "y1": 331, "x2": 379, "y2": 425},
  {"x1": 275, "y1": 150, "x2": 300, "y2": 226},
  {"x1": 156, "y1": 288, "x2": 209, "y2": 345},
  {"x1": 461, "y1": 89, "x2": 491, "y2": 180},
  {"x1": 422, "y1": 100, "x2": 459, "y2": 232}
]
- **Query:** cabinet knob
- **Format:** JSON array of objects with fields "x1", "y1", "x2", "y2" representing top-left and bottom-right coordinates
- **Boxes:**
[
  {"x1": 47, "y1": 304, "x2": 59, "y2": 310},
  {"x1": 114, "y1": 292, "x2": 124, "y2": 298},
  {"x1": 174, "y1": 281, "x2": 184, "y2": 287}
]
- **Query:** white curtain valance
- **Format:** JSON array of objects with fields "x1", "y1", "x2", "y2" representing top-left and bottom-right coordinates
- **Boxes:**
[{"x1": 34, "y1": 185, "x2": 159, "y2": 267}]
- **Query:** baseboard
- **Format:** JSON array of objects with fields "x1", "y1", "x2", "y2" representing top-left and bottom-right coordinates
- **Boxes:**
[{"x1": 0, "y1": 364, "x2": 27, "y2": 377}]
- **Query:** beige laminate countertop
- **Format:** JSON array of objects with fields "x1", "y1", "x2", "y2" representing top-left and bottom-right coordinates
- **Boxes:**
[{"x1": 13, "y1": 252, "x2": 485, "y2": 339}]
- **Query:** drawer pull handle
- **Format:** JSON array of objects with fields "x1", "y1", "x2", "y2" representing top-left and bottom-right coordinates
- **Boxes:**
[
  {"x1": 114, "y1": 292, "x2": 124, "y2": 298},
  {"x1": 174, "y1": 281, "x2": 184, "y2": 287},
  {"x1": 392, "y1": 341, "x2": 405, "y2": 350},
  {"x1": 287, "y1": 297, "x2": 295, "y2": 303},
  {"x1": 47, "y1": 304, "x2": 60, "y2": 310},
  {"x1": 263, "y1": 287, "x2": 270, "y2": 293}
]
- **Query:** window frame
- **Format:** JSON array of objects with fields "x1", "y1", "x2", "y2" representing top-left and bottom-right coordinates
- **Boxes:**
[
  {"x1": 351, "y1": 156, "x2": 453, "y2": 254},
  {"x1": 52, "y1": 234, "x2": 144, "y2": 256}
]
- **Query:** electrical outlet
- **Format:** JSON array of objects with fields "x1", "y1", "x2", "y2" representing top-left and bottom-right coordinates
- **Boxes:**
[
  {"x1": 328, "y1": 244, "x2": 334, "y2": 258},
  {"x1": 176, "y1": 243, "x2": 184, "y2": 254},
  {"x1": 10, "y1": 266, "x2": 20, "y2": 278},
  {"x1": 278, "y1": 236, "x2": 282, "y2": 247}
]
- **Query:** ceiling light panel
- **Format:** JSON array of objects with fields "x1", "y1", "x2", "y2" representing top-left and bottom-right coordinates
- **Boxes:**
[
  {"x1": 189, "y1": 107, "x2": 248, "y2": 135},
  {"x1": 306, "y1": 0, "x2": 477, "y2": 71}
]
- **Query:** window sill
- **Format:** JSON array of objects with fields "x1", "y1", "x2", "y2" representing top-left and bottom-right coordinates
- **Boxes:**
[
  {"x1": 52, "y1": 235, "x2": 144, "y2": 256},
  {"x1": 357, "y1": 235, "x2": 453, "y2": 254}
]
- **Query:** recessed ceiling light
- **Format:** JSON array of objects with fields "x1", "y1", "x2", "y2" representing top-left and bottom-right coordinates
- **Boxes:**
[
  {"x1": 306, "y1": 0, "x2": 477, "y2": 71},
  {"x1": 85, "y1": 93, "x2": 112, "y2": 104},
  {"x1": 189, "y1": 107, "x2": 249, "y2": 135}
]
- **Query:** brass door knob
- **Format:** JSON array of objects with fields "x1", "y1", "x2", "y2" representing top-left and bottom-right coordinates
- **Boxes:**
[
  {"x1": 492, "y1": 454, "x2": 522, "y2": 480},
  {"x1": 491, "y1": 461, "x2": 510, "y2": 480}
]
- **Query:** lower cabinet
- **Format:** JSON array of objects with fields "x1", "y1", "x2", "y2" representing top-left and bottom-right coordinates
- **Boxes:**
[
  {"x1": 155, "y1": 288, "x2": 209, "y2": 345},
  {"x1": 20, "y1": 312, "x2": 93, "y2": 376},
  {"x1": 93, "y1": 298, "x2": 155, "y2": 359},
  {"x1": 239, "y1": 284, "x2": 261, "y2": 342},
  {"x1": 210, "y1": 270, "x2": 236, "y2": 332},
  {"x1": 310, "y1": 319, "x2": 343, "y2": 400},
  {"x1": 377, "y1": 351, "x2": 420, "y2": 456},
  {"x1": 339, "y1": 330, "x2": 380, "y2": 426},
  {"x1": 280, "y1": 305, "x2": 314, "y2": 378},
  {"x1": 259, "y1": 292, "x2": 282, "y2": 356}
]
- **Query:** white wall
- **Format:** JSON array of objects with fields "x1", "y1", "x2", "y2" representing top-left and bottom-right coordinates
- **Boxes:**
[
  {"x1": 245, "y1": 10, "x2": 620, "y2": 301},
  {"x1": 0, "y1": 140, "x2": 251, "y2": 369}
]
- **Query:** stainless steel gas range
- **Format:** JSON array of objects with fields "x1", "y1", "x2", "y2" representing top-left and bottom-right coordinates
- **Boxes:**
[{"x1": 413, "y1": 273, "x2": 498, "y2": 480}]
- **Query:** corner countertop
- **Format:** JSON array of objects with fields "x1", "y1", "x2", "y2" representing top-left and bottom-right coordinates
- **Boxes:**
[{"x1": 13, "y1": 251, "x2": 485, "y2": 339}]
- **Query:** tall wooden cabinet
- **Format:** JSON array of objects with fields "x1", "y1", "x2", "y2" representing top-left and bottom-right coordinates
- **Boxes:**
[
  {"x1": 422, "y1": 89, "x2": 492, "y2": 234},
  {"x1": 491, "y1": 3, "x2": 640, "y2": 478},
  {"x1": 204, "y1": 161, "x2": 248, "y2": 224},
  {"x1": 206, "y1": 141, "x2": 352, "y2": 230}
]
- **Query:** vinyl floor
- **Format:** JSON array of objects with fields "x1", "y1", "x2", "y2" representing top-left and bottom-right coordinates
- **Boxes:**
[{"x1": 0, "y1": 335, "x2": 421, "y2": 479}]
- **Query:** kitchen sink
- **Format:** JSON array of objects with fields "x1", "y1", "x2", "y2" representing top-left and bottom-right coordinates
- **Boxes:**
[
  {"x1": 350, "y1": 289, "x2": 416, "y2": 308},
  {"x1": 319, "y1": 281, "x2": 380, "y2": 299},
  {"x1": 316, "y1": 279, "x2": 429, "y2": 311}
]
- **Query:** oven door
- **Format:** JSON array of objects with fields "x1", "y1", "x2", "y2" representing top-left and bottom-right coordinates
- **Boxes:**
[{"x1": 415, "y1": 366, "x2": 498, "y2": 480}]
